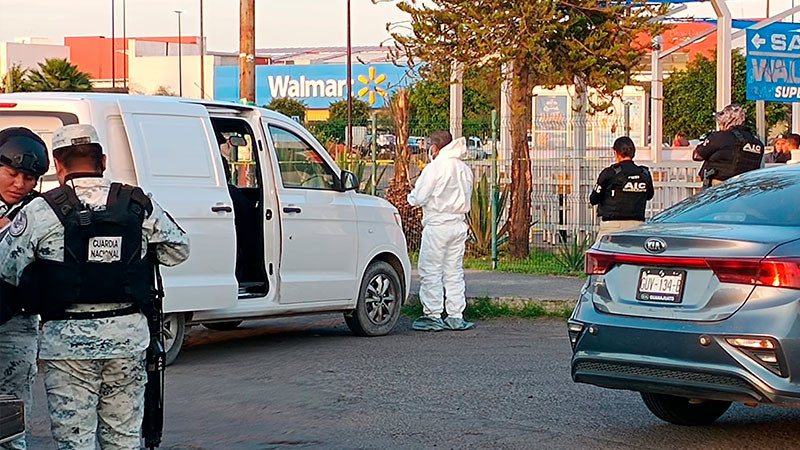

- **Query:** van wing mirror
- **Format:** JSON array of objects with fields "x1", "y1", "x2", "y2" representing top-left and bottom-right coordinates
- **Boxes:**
[{"x1": 341, "y1": 170, "x2": 359, "y2": 192}]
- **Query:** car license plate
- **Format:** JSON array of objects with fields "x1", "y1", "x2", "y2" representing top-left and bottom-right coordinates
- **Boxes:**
[{"x1": 636, "y1": 269, "x2": 686, "y2": 303}]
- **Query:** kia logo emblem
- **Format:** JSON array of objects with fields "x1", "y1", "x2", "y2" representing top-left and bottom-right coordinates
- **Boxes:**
[{"x1": 644, "y1": 238, "x2": 667, "y2": 254}]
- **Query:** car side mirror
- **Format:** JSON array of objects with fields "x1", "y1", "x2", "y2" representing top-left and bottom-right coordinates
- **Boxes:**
[{"x1": 341, "y1": 170, "x2": 359, "y2": 192}]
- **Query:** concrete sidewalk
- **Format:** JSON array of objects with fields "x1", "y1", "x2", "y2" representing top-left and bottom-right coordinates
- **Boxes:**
[{"x1": 409, "y1": 269, "x2": 585, "y2": 309}]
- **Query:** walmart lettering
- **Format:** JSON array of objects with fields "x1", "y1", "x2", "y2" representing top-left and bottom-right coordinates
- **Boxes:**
[{"x1": 268, "y1": 76, "x2": 350, "y2": 99}]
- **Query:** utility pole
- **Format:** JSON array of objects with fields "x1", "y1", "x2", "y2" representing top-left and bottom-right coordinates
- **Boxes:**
[
  {"x1": 111, "y1": 0, "x2": 115, "y2": 88},
  {"x1": 123, "y1": 0, "x2": 127, "y2": 89},
  {"x1": 200, "y1": 0, "x2": 205, "y2": 99},
  {"x1": 346, "y1": 0, "x2": 353, "y2": 149},
  {"x1": 239, "y1": 0, "x2": 256, "y2": 104},
  {"x1": 175, "y1": 10, "x2": 184, "y2": 97}
]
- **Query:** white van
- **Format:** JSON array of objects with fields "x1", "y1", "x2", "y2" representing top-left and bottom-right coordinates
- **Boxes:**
[{"x1": 0, "y1": 93, "x2": 411, "y2": 363}]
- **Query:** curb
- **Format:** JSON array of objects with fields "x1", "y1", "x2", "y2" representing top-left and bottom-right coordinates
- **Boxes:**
[{"x1": 407, "y1": 294, "x2": 576, "y2": 314}]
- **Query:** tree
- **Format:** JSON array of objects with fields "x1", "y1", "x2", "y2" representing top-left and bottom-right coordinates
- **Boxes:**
[
  {"x1": 391, "y1": 0, "x2": 666, "y2": 258},
  {"x1": 386, "y1": 89, "x2": 424, "y2": 249},
  {"x1": 265, "y1": 97, "x2": 307, "y2": 120},
  {"x1": 0, "y1": 65, "x2": 31, "y2": 93},
  {"x1": 664, "y1": 51, "x2": 789, "y2": 139},
  {"x1": 329, "y1": 99, "x2": 371, "y2": 123},
  {"x1": 407, "y1": 66, "x2": 497, "y2": 138},
  {"x1": 26, "y1": 58, "x2": 92, "y2": 92}
]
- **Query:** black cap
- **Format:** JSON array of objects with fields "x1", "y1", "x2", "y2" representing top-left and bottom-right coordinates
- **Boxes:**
[{"x1": 0, "y1": 127, "x2": 49, "y2": 177}]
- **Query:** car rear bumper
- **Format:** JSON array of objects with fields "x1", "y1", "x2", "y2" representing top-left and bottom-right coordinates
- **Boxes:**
[{"x1": 569, "y1": 286, "x2": 800, "y2": 406}]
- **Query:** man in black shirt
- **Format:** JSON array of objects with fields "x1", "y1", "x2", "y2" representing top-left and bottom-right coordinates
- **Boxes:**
[
  {"x1": 590, "y1": 136, "x2": 654, "y2": 239},
  {"x1": 692, "y1": 104, "x2": 764, "y2": 186}
]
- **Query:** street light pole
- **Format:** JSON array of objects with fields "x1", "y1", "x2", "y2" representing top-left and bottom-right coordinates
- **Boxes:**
[
  {"x1": 175, "y1": 10, "x2": 184, "y2": 97},
  {"x1": 346, "y1": 0, "x2": 352, "y2": 149},
  {"x1": 200, "y1": 0, "x2": 205, "y2": 99},
  {"x1": 111, "y1": 0, "x2": 115, "y2": 88},
  {"x1": 123, "y1": 0, "x2": 127, "y2": 89}
]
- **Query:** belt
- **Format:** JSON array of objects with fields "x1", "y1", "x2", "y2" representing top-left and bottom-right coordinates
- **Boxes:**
[{"x1": 55, "y1": 305, "x2": 140, "y2": 321}]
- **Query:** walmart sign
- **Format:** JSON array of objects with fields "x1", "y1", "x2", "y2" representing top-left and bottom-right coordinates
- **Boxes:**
[
  {"x1": 214, "y1": 63, "x2": 411, "y2": 108},
  {"x1": 747, "y1": 23, "x2": 800, "y2": 102}
]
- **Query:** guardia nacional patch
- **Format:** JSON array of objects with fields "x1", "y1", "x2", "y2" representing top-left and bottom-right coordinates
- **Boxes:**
[{"x1": 9, "y1": 210, "x2": 27, "y2": 237}]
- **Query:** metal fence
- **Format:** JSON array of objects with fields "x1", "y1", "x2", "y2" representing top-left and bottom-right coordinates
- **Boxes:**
[{"x1": 318, "y1": 116, "x2": 703, "y2": 275}]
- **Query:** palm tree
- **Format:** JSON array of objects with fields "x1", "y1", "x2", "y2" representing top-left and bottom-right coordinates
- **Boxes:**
[{"x1": 26, "y1": 58, "x2": 92, "y2": 92}]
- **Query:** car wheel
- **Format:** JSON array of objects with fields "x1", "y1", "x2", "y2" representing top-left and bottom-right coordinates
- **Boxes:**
[
  {"x1": 344, "y1": 261, "x2": 402, "y2": 336},
  {"x1": 163, "y1": 313, "x2": 186, "y2": 366},
  {"x1": 202, "y1": 320, "x2": 244, "y2": 331},
  {"x1": 641, "y1": 392, "x2": 731, "y2": 426}
]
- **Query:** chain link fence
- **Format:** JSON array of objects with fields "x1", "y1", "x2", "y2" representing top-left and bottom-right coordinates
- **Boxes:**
[{"x1": 313, "y1": 115, "x2": 702, "y2": 276}]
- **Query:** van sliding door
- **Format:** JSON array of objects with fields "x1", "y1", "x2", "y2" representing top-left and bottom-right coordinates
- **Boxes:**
[{"x1": 117, "y1": 99, "x2": 238, "y2": 312}]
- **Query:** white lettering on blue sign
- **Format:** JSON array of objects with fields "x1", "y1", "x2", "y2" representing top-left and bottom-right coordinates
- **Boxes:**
[{"x1": 747, "y1": 23, "x2": 800, "y2": 102}]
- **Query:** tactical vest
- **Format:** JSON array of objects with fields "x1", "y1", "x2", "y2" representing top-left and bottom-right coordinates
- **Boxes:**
[
  {"x1": 708, "y1": 129, "x2": 764, "y2": 181},
  {"x1": 25, "y1": 182, "x2": 154, "y2": 321},
  {"x1": 730, "y1": 129, "x2": 764, "y2": 177},
  {"x1": 0, "y1": 192, "x2": 39, "y2": 325},
  {"x1": 597, "y1": 165, "x2": 651, "y2": 222}
]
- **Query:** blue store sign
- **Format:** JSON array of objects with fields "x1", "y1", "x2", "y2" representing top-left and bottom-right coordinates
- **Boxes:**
[
  {"x1": 747, "y1": 22, "x2": 800, "y2": 102},
  {"x1": 214, "y1": 63, "x2": 412, "y2": 108}
]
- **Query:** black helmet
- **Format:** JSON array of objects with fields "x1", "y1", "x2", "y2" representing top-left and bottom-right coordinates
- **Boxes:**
[{"x1": 0, "y1": 127, "x2": 50, "y2": 177}]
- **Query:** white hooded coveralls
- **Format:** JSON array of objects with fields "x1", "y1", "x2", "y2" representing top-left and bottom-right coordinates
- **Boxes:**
[{"x1": 408, "y1": 137, "x2": 474, "y2": 318}]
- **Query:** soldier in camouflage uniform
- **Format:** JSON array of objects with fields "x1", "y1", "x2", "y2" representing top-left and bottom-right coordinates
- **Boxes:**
[
  {"x1": 0, "y1": 124, "x2": 190, "y2": 450},
  {"x1": 0, "y1": 127, "x2": 50, "y2": 450}
]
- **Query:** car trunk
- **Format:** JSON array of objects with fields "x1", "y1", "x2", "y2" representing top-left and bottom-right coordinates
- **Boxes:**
[{"x1": 588, "y1": 223, "x2": 799, "y2": 322}]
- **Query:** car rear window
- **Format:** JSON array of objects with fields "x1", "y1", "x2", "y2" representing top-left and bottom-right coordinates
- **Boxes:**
[{"x1": 652, "y1": 168, "x2": 800, "y2": 226}]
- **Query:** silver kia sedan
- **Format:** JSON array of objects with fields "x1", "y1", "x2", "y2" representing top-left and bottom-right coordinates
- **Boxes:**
[{"x1": 570, "y1": 164, "x2": 800, "y2": 425}]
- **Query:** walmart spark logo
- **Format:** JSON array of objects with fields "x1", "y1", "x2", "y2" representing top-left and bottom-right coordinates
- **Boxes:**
[{"x1": 357, "y1": 67, "x2": 387, "y2": 105}]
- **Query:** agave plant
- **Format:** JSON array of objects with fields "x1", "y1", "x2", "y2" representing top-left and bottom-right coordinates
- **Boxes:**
[
  {"x1": 466, "y1": 173, "x2": 509, "y2": 256},
  {"x1": 553, "y1": 233, "x2": 592, "y2": 274}
]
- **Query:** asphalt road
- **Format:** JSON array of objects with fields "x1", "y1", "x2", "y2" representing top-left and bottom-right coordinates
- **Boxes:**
[{"x1": 25, "y1": 316, "x2": 800, "y2": 450}]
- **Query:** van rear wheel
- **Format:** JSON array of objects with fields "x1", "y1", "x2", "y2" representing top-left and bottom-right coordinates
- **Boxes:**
[
  {"x1": 163, "y1": 313, "x2": 186, "y2": 366},
  {"x1": 344, "y1": 261, "x2": 402, "y2": 336},
  {"x1": 641, "y1": 392, "x2": 731, "y2": 425}
]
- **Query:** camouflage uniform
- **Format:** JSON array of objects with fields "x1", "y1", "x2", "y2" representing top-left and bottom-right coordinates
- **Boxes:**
[
  {"x1": 0, "y1": 178, "x2": 189, "y2": 450},
  {"x1": 0, "y1": 197, "x2": 39, "y2": 450}
]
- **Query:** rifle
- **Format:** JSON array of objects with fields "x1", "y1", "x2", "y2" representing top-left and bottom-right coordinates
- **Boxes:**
[
  {"x1": 143, "y1": 250, "x2": 165, "y2": 449},
  {"x1": 701, "y1": 168, "x2": 718, "y2": 189}
]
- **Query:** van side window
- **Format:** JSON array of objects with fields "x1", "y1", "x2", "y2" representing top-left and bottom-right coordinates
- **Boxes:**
[{"x1": 269, "y1": 126, "x2": 337, "y2": 190}]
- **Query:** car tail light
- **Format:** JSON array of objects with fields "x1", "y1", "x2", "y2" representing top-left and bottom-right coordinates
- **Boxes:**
[
  {"x1": 708, "y1": 259, "x2": 800, "y2": 290},
  {"x1": 584, "y1": 250, "x2": 800, "y2": 290},
  {"x1": 584, "y1": 251, "x2": 615, "y2": 275},
  {"x1": 0, "y1": 103, "x2": 17, "y2": 108}
]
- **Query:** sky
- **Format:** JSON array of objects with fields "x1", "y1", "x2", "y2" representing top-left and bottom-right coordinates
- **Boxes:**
[{"x1": 0, "y1": 0, "x2": 794, "y2": 53}]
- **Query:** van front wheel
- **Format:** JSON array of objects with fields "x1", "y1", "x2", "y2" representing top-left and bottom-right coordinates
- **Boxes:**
[
  {"x1": 344, "y1": 261, "x2": 402, "y2": 336},
  {"x1": 163, "y1": 313, "x2": 186, "y2": 366}
]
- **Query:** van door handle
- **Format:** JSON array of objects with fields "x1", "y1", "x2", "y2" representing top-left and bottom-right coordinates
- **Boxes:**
[
  {"x1": 211, "y1": 205, "x2": 233, "y2": 213},
  {"x1": 283, "y1": 207, "x2": 302, "y2": 214}
]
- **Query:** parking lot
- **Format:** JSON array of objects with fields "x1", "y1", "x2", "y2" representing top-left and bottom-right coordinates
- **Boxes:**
[{"x1": 22, "y1": 315, "x2": 800, "y2": 449}]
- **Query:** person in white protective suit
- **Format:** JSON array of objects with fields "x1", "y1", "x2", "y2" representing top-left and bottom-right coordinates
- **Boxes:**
[{"x1": 408, "y1": 130, "x2": 475, "y2": 331}]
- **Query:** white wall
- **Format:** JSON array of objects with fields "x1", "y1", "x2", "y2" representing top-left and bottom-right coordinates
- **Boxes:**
[
  {"x1": 127, "y1": 53, "x2": 215, "y2": 99},
  {"x1": 0, "y1": 41, "x2": 70, "y2": 78}
]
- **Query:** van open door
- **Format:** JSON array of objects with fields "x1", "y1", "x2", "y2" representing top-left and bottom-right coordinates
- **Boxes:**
[{"x1": 117, "y1": 99, "x2": 237, "y2": 312}]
